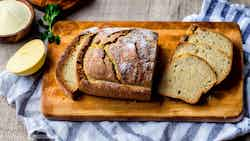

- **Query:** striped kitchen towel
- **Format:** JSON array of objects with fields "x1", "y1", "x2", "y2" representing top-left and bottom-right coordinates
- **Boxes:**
[{"x1": 1, "y1": 0, "x2": 250, "y2": 141}]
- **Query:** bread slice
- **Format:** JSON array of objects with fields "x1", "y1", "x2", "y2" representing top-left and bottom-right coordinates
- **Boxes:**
[
  {"x1": 56, "y1": 27, "x2": 99, "y2": 98},
  {"x1": 158, "y1": 54, "x2": 217, "y2": 104},
  {"x1": 185, "y1": 25, "x2": 233, "y2": 58},
  {"x1": 174, "y1": 42, "x2": 232, "y2": 84}
]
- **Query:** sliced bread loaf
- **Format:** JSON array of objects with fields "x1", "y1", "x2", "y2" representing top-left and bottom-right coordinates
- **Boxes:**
[
  {"x1": 185, "y1": 25, "x2": 233, "y2": 58},
  {"x1": 57, "y1": 27, "x2": 158, "y2": 101},
  {"x1": 158, "y1": 54, "x2": 217, "y2": 104},
  {"x1": 174, "y1": 43, "x2": 232, "y2": 84}
]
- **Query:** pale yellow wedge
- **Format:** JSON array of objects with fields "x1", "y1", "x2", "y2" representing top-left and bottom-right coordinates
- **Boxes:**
[{"x1": 6, "y1": 39, "x2": 46, "y2": 76}]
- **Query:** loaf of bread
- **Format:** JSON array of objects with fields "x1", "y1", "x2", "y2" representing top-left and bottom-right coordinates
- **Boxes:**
[
  {"x1": 158, "y1": 54, "x2": 217, "y2": 104},
  {"x1": 56, "y1": 27, "x2": 158, "y2": 101}
]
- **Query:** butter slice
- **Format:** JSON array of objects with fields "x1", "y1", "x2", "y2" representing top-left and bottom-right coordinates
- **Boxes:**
[{"x1": 6, "y1": 39, "x2": 46, "y2": 76}]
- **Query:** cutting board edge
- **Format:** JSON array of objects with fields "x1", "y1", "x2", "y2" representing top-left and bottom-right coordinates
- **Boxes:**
[{"x1": 41, "y1": 109, "x2": 244, "y2": 123}]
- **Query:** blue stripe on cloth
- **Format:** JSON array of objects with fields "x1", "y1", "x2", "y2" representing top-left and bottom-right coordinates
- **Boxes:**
[
  {"x1": 160, "y1": 123, "x2": 177, "y2": 141},
  {"x1": 119, "y1": 123, "x2": 153, "y2": 141},
  {"x1": 243, "y1": 23, "x2": 250, "y2": 43},
  {"x1": 193, "y1": 124, "x2": 215, "y2": 141},
  {"x1": 221, "y1": 3, "x2": 230, "y2": 18},
  {"x1": 202, "y1": 0, "x2": 218, "y2": 21},
  {"x1": 24, "y1": 110, "x2": 41, "y2": 116},
  {"x1": 17, "y1": 76, "x2": 42, "y2": 116},
  {"x1": 207, "y1": 124, "x2": 224, "y2": 141},
  {"x1": 66, "y1": 123, "x2": 82, "y2": 141},
  {"x1": 26, "y1": 95, "x2": 40, "y2": 105},
  {"x1": 92, "y1": 123, "x2": 116, "y2": 141},
  {"x1": 181, "y1": 124, "x2": 202, "y2": 141},
  {"x1": 246, "y1": 36, "x2": 250, "y2": 45},
  {"x1": 233, "y1": 10, "x2": 244, "y2": 22},
  {"x1": 170, "y1": 123, "x2": 193, "y2": 141},
  {"x1": 111, "y1": 124, "x2": 118, "y2": 134}
]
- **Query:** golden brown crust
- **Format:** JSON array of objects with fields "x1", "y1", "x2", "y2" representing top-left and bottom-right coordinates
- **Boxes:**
[
  {"x1": 83, "y1": 47, "x2": 119, "y2": 82},
  {"x1": 79, "y1": 79, "x2": 151, "y2": 101},
  {"x1": 75, "y1": 28, "x2": 158, "y2": 101}
]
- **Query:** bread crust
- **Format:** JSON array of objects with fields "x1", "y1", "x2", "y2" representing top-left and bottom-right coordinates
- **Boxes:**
[{"x1": 79, "y1": 79, "x2": 151, "y2": 101}]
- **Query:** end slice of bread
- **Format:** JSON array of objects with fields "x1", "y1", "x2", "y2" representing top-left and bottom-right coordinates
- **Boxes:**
[
  {"x1": 185, "y1": 25, "x2": 233, "y2": 58},
  {"x1": 56, "y1": 28, "x2": 99, "y2": 98},
  {"x1": 174, "y1": 43, "x2": 232, "y2": 84},
  {"x1": 158, "y1": 54, "x2": 217, "y2": 104}
]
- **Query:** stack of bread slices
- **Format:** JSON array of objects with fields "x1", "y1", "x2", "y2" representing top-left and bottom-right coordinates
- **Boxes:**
[{"x1": 159, "y1": 25, "x2": 233, "y2": 104}]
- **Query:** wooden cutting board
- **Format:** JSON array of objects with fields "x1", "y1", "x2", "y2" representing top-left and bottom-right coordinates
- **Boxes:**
[{"x1": 42, "y1": 21, "x2": 244, "y2": 122}]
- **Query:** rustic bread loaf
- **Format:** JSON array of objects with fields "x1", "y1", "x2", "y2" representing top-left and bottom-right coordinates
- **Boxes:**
[
  {"x1": 185, "y1": 25, "x2": 233, "y2": 58},
  {"x1": 56, "y1": 27, "x2": 158, "y2": 101},
  {"x1": 158, "y1": 54, "x2": 217, "y2": 104},
  {"x1": 174, "y1": 42, "x2": 232, "y2": 84}
]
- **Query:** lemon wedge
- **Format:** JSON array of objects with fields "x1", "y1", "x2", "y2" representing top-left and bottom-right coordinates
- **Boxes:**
[{"x1": 6, "y1": 39, "x2": 46, "y2": 76}]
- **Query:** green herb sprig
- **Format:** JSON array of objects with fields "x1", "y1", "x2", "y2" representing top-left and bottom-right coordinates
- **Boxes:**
[{"x1": 39, "y1": 4, "x2": 61, "y2": 44}]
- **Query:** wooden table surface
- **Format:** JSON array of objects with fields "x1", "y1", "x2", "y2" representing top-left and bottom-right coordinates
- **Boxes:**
[{"x1": 0, "y1": 0, "x2": 249, "y2": 140}]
